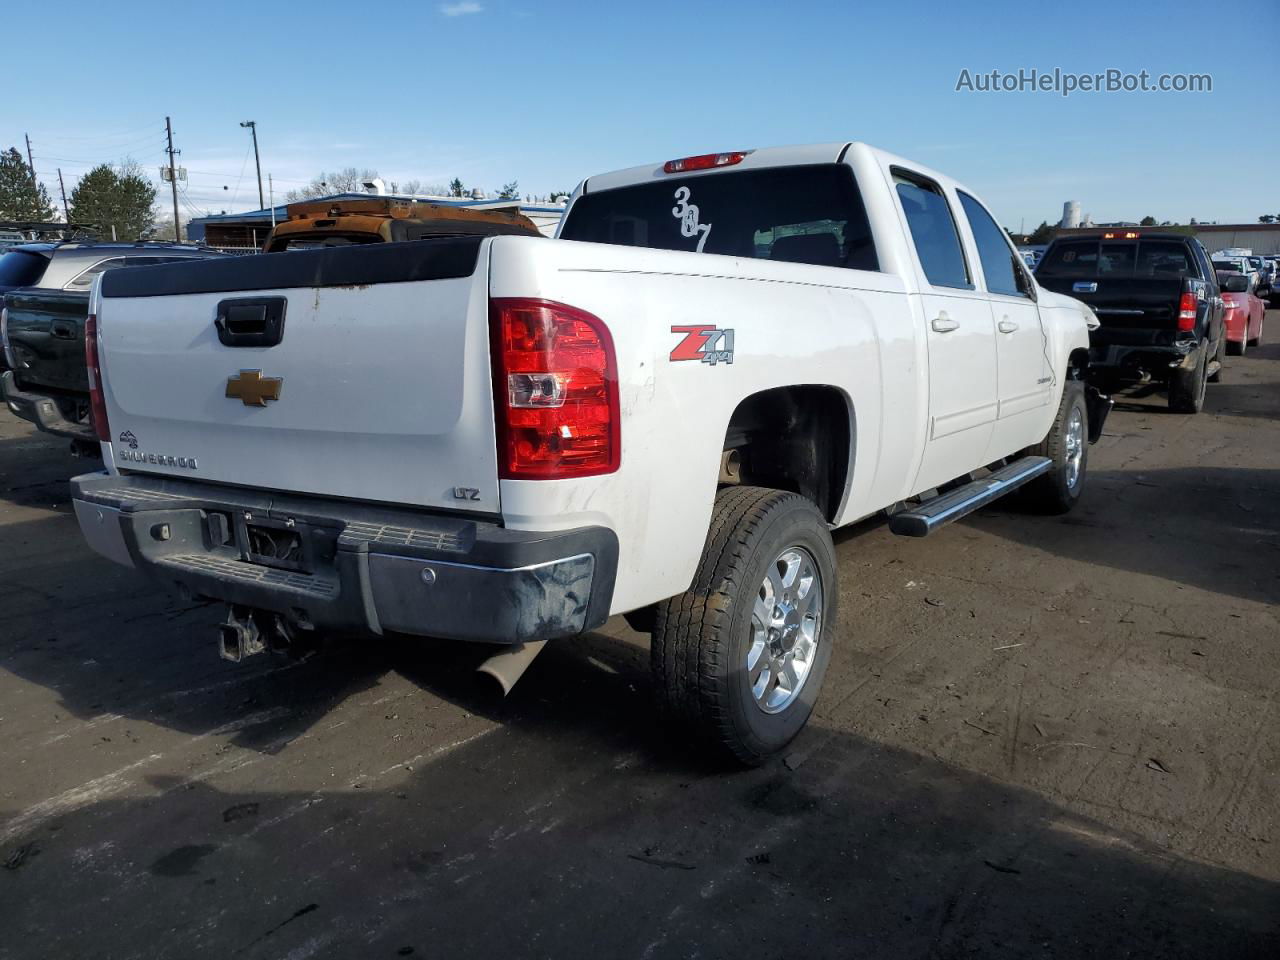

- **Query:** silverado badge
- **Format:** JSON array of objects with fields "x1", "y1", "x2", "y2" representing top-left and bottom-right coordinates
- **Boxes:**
[{"x1": 225, "y1": 369, "x2": 283, "y2": 407}]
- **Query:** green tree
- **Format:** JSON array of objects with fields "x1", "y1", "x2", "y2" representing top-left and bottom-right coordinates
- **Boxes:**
[
  {"x1": 1027, "y1": 220, "x2": 1055, "y2": 244},
  {"x1": 1140, "y1": 215, "x2": 1157, "y2": 226},
  {"x1": 1259, "y1": 214, "x2": 1277, "y2": 224},
  {"x1": 448, "y1": 178, "x2": 465, "y2": 197},
  {"x1": 0, "y1": 147, "x2": 55, "y2": 221},
  {"x1": 498, "y1": 180, "x2": 519, "y2": 200},
  {"x1": 68, "y1": 161, "x2": 156, "y2": 241}
]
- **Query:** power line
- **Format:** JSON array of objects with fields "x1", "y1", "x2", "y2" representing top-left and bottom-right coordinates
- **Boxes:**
[
  {"x1": 35, "y1": 122, "x2": 163, "y2": 143},
  {"x1": 33, "y1": 132, "x2": 170, "y2": 157}
]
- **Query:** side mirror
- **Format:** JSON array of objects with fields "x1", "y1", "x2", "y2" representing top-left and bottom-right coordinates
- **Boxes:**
[{"x1": 1223, "y1": 275, "x2": 1249, "y2": 293}]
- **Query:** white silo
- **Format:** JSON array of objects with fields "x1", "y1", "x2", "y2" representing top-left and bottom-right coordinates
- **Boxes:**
[{"x1": 1061, "y1": 201, "x2": 1082, "y2": 229}]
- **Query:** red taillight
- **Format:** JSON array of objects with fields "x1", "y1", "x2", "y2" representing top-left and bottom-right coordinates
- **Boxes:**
[
  {"x1": 84, "y1": 313, "x2": 110, "y2": 443},
  {"x1": 1177, "y1": 291, "x2": 1198, "y2": 332},
  {"x1": 663, "y1": 151, "x2": 750, "y2": 174},
  {"x1": 489, "y1": 298, "x2": 619, "y2": 480}
]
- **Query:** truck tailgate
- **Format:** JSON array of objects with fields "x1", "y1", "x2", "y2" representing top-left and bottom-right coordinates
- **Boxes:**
[
  {"x1": 1038, "y1": 276, "x2": 1183, "y2": 330},
  {"x1": 96, "y1": 238, "x2": 500, "y2": 513},
  {"x1": 4, "y1": 289, "x2": 90, "y2": 391}
]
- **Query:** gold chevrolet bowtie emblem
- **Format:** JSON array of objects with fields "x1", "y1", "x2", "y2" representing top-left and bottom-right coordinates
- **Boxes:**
[{"x1": 225, "y1": 369, "x2": 283, "y2": 407}]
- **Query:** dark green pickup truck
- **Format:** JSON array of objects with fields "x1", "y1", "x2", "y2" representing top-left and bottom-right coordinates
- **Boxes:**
[{"x1": 1, "y1": 242, "x2": 225, "y2": 446}]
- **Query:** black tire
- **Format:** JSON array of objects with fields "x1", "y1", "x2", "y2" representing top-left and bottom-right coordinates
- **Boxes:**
[
  {"x1": 1248, "y1": 317, "x2": 1262, "y2": 348},
  {"x1": 1168, "y1": 340, "x2": 1208, "y2": 414},
  {"x1": 1226, "y1": 335, "x2": 1245, "y2": 357},
  {"x1": 1020, "y1": 381, "x2": 1088, "y2": 514},
  {"x1": 651, "y1": 486, "x2": 837, "y2": 766}
]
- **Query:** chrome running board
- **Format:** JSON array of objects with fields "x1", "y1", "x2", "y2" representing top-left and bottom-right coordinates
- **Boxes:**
[{"x1": 888, "y1": 456, "x2": 1052, "y2": 538}]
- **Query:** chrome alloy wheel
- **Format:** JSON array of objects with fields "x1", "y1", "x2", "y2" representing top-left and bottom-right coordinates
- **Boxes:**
[
  {"x1": 1064, "y1": 406, "x2": 1085, "y2": 490},
  {"x1": 746, "y1": 545, "x2": 824, "y2": 714}
]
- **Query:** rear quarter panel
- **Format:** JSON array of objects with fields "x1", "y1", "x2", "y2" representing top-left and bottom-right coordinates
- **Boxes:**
[{"x1": 488, "y1": 235, "x2": 923, "y2": 614}]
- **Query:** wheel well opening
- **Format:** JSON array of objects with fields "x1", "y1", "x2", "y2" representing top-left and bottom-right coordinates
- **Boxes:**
[
  {"x1": 1068, "y1": 347, "x2": 1090, "y2": 381},
  {"x1": 721, "y1": 386, "x2": 852, "y2": 523}
]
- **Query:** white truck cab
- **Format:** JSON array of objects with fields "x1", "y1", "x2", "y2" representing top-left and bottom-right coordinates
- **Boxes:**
[{"x1": 72, "y1": 141, "x2": 1107, "y2": 763}]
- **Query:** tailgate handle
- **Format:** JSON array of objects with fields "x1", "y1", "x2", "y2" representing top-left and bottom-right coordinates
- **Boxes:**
[
  {"x1": 215, "y1": 297, "x2": 286, "y2": 348},
  {"x1": 50, "y1": 320, "x2": 77, "y2": 340}
]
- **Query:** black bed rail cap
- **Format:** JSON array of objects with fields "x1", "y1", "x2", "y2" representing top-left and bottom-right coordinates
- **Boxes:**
[{"x1": 100, "y1": 236, "x2": 485, "y2": 298}]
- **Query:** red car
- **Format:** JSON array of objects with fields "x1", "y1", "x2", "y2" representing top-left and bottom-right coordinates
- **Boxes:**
[{"x1": 1218, "y1": 271, "x2": 1265, "y2": 355}]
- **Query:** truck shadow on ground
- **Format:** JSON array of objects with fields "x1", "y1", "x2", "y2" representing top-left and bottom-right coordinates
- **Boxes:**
[
  {"x1": 976, "y1": 466, "x2": 1280, "y2": 606},
  {"x1": 1, "y1": 631, "x2": 1277, "y2": 960},
  {"x1": 0, "y1": 431, "x2": 85, "y2": 511},
  {"x1": 1101, "y1": 336, "x2": 1278, "y2": 418}
]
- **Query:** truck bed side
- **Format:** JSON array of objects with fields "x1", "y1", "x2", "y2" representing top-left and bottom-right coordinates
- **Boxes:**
[{"x1": 485, "y1": 235, "x2": 920, "y2": 613}]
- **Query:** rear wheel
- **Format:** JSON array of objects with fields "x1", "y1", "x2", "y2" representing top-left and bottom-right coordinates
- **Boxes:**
[
  {"x1": 1169, "y1": 340, "x2": 1208, "y2": 413},
  {"x1": 1020, "y1": 380, "x2": 1088, "y2": 514},
  {"x1": 1248, "y1": 315, "x2": 1262, "y2": 348},
  {"x1": 1227, "y1": 335, "x2": 1245, "y2": 357},
  {"x1": 651, "y1": 486, "x2": 836, "y2": 765}
]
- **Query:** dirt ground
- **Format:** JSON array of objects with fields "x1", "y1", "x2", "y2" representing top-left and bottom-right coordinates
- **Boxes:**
[{"x1": 1, "y1": 319, "x2": 1277, "y2": 959}]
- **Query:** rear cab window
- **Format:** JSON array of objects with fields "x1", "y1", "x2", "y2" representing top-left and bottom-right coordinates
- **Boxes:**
[
  {"x1": 0, "y1": 250, "x2": 50, "y2": 288},
  {"x1": 560, "y1": 164, "x2": 878, "y2": 271},
  {"x1": 1040, "y1": 238, "x2": 1203, "y2": 280},
  {"x1": 892, "y1": 170, "x2": 971, "y2": 290}
]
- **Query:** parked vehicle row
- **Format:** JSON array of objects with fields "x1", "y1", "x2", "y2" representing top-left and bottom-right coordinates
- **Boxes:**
[{"x1": 1023, "y1": 233, "x2": 1276, "y2": 408}]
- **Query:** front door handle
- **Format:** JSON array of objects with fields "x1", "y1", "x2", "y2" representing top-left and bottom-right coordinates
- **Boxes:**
[
  {"x1": 50, "y1": 320, "x2": 78, "y2": 340},
  {"x1": 998, "y1": 318, "x2": 1019, "y2": 333},
  {"x1": 931, "y1": 312, "x2": 959, "y2": 333}
]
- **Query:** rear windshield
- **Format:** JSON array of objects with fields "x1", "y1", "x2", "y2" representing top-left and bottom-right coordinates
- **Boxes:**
[
  {"x1": 1038, "y1": 239, "x2": 1199, "y2": 279},
  {"x1": 560, "y1": 164, "x2": 878, "y2": 271},
  {"x1": 0, "y1": 250, "x2": 49, "y2": 288}
]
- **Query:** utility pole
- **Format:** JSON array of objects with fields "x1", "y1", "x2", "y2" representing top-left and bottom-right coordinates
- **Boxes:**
[
  {"x1": 57, "y1": 168, "x2": 70, "y2": 223},
  {"x1": 240, "y1": 121, "x2": 264, "y2": 209},
  {"x1": 268, "y1": 174, "x2": 276, "y2": 228},
  {"x1": 23, "y1": 133, "x2": 35, "y2": 179},
  {"x1": 165, "y1": 116, "x2": 182, "y2": 242}
]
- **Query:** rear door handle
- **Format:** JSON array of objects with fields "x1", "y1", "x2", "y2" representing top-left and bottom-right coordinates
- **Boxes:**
[
  {"x1": 931, "y1": 312, "x2": 959, "y2": 333},
  {"x1": 998, "y1": 318, "x2": 1019, "y2": 333},
  {"x1": 50, "y1": 320, "x2": 77, "y2": 340}
]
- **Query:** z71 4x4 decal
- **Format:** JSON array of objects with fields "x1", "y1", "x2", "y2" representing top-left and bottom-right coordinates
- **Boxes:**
[{"x1": 670, "y1": 325, "x2": 735, "y2": 365}]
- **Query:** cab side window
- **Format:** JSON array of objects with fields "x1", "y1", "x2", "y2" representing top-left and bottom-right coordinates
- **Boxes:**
[
  {"x1": 958, "y1": 191, "x2": 1026, "y2": 298},
  {"x1": 893, "y1": 170, "x2": 971, "y2": 290}
]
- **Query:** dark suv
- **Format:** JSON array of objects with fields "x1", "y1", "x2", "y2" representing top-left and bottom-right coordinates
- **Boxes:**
[
  {"x1": 1036, "y1": 232, "x2": 1225, "y2": 413},
  {"x1": 1, "y1": 242, "x2": 225, "y2": 446}
]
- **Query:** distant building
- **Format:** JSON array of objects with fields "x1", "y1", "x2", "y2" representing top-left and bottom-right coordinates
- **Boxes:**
[
  {"x1": 1052, "y1": 223, "x2": 1280, "y2": 256},
  {"x1": 1061, "y1": 201, "x2": 1081, "y2": 229},
  {"x1": 188, "y1": 192, "x2": 568, "y2": 250}
]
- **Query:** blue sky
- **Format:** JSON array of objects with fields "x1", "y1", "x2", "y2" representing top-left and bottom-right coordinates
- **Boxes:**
[{"x1": 4, "y1": 0, "x2": 1276, "y2": 228}]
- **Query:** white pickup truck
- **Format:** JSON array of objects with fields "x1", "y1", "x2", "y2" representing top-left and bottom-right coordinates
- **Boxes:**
[{"x1": 71, "y1": 142, "x2": 1109, "y2": 763}]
